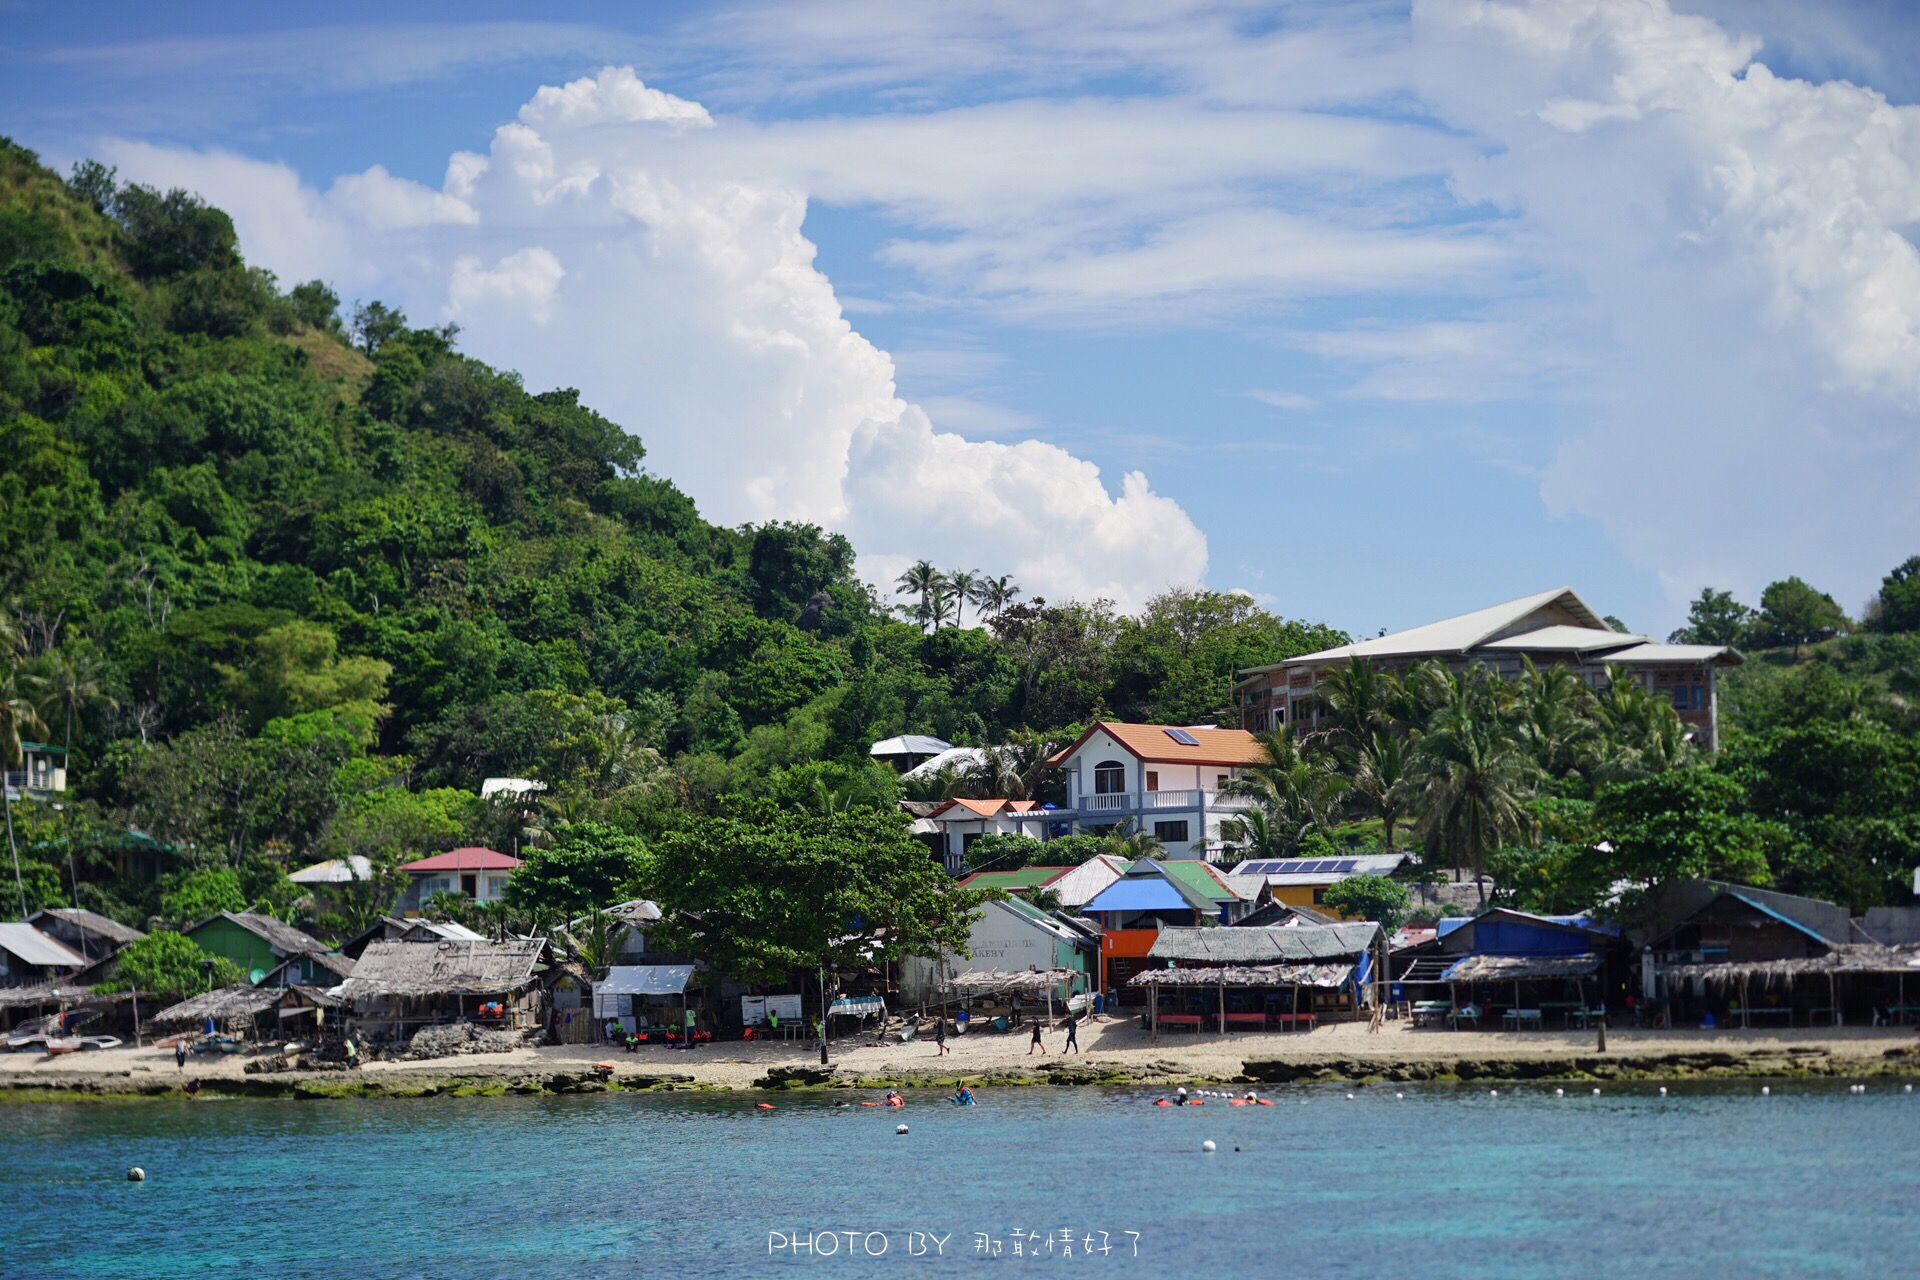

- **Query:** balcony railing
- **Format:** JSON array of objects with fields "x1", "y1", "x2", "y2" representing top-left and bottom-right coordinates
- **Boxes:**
[{"x1": 1067, "y1": 790, "x2": 1251, "y2": 816}]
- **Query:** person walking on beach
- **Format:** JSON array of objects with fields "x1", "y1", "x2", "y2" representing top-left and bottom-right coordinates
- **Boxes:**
[
  {"x1": 174, "y1": 1040, "x2": 187, "y2": 1073},
  {"x1": 1028, "y1": 1018, "x2": 1046, "y2": 1055},
  {"x1": 1062, "y1": 1012, "x2": 1080, "y2": 1054},
  {"x1": 933, "y1": 1017, "x2": 949, "y2": 1056},
  {"x1": 344, "y1": 1036, "x2": 361, "y2": 1069}
]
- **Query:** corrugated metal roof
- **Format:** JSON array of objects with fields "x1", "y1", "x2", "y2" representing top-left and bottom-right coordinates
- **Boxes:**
[
  {"x1": 1257, "y1": 588, "x2": 1603, "y2": 669},
  {"x1": 1084, "y1": 878, "x2": 1197, "y2": 913},
  {"x1": 398, "y1": 847, "x2": 520, "y2": 873},
  {"x1": 1601, "y1": 642, "x2": 1743, "y2": 666},
  {"x1": 956, "y1": 867, "x2": 1072, "y2": 892},
  {"x1": 187, "y1": 911, "x2": 330, "y2": 957},
  {"x1": 0, "y1": 923, "x2": 87, "y2": 968},
  {"x1": 28, "y1": 908, "x2": 146, "y2": 946},
  {"x1": 1481, "y1": 625, "x2": 1645, "y2": 652},
  {"x1": 870, "y1": 735, "x2": 953, "y2": 757},
  {"x1": 598, "y1": 964, "x2": 695, "y2": 996},
  {"x1": 1150, "y1": 923, "x2": 1378, "y2": 962}
]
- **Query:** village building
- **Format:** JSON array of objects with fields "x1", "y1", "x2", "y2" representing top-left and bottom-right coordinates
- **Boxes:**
[
  {"x1": 339, "y1": 937, "x2": 552, "y2": 1037},
  {"x1": 259, "y1": 950, "x2": 357, "y2": 989},
  {"x1": 182, "y1": 912, "x2": 332, "y2": 983},
  {"x1": 149, "y1": 982, "x2": 341, "y2": 1043},
  {"x1": 1393, "y1": 909, "x2": 1628, "y2": 1029},
  {"x1": 868, "y1": 734, "x2": 954, "y2": 771},
  {"x1": 395, "y1": 847, "x2": 521, "y2": 911},
  {"x1": 899, "y1": 896, "x2": 1097, "y2": 1007},
  {"x1": 24, "y1": 907, "x2": 145, "y2": 965},
  {"x1": 5, "y1": 740, "x2": 69, "y2": 797},
  {"x1": 1235, "y1": 587, "x2": 1743, "y2": 749},
  {"x1": 1644, "y1": 882, "x2": 1920, "y2": 1027},
  {"x1": 0, "y1": 922, "x2": 87, "y2": 989},
  {"x1": 338, "y1": 916, "x2": 489, "y2": 959},
  {"x1": 954, "y1": 856, "x2": 1128, "y2": 910},
  {"x1": 1229, "y1": 852, "x2": 1411, "y2": 913},
  {"x1": 1133, "y1": 923, "x2": 1381, "y2": 1030},
  {"x1": 1040, "y1": 722, "x2": 1266, "y2": 859},
  {"x1": 287, "y1": 856, "x2": 374, "y2": 885},
  {"x1": 1083, "y1": 859, "x2": 1266, "y2": 1000},
  {"x1": 915, "y1": 797, "x2": 1045, "y2": 874}
]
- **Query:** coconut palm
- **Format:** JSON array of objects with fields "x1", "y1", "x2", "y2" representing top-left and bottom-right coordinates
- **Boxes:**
[
  {"x1": 900, "y1": 763, "x2": 969, "y2": 803},
  {"x1": 1309, "y1": 655, "x2": 1402, "y2": 752},
  {"x1": 1512, "y1": 657, "x2": 1597, "y2": 779},
  {"x1": 979, "y1": 575, "x2": 1021, "y2": 619},
  {"x1": 1345, "y1": 729, "x2": 1414, "y2": 851},
  {"x1": 36, "y1": 647, "x2": 117, "y2": 754},
  {"x1": 1218, "y1": 804, "x2": 1291, "y2": 861},
  {"x1": 1407, "y1": 700, "x2": 1539, "y2": 903},
  {"x1": 894, "y1": 561, "x2": 946, "y2": 632},
  {"x1": 0, "y1": 668, "x2": 47, "y2": 774},
  {"x1": 1221, "y1": 726, "x2": 1349, "y2": 853},
  {"x1": 1101, "y1": 817, "x2": 1163, "y2": 860},
  {"x1": 945, "y1": 569, "x2": 981, "y2": 628}
]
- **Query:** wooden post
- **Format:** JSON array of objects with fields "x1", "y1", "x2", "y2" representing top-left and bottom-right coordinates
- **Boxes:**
[
  {"x1": 1150, "y1": 980, "x2": 1158, "y2": 1042},
  {"x1": 1218, "y1": 981, "x2": 1225, "y2": 1036},
  {"x1": 1291, "y1": 982, "x2": 1299, "y2": 1032},
  {"x1": 1830, "y1": 972, "x2": 1840, "y2": 1028},
  {"x1": 1741, "y1": 974, "x2": 1751, "y2": 1030}
]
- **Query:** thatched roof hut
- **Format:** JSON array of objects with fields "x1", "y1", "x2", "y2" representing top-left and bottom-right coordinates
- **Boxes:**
[
  {"x1": 1148, "y1": 922, "x2": 1379, "y2": 964},
  {"x1": 1129, "y1": 962, "x2": 1353, "y2": 989},
  {"x1": 1667, "y1": 942, "x2": 1920, "y2": 988},
  {"x1": 1440, "y1": 954, "x2": 1601, "y2": 984},
  {"x1": 943, "y1": 968, "x2": 1080, "y2": 996},
  {"x1": 339, "y1": 938, "x2": 548, "y2": 999},
  {"x1": 151, "y1": 985, "x2": 282, "y2": 1025}
]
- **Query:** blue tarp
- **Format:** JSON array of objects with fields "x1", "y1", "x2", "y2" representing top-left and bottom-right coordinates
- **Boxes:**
[{"x1": 1083, "y1": 878, "x2": 1193, "y2": 913}]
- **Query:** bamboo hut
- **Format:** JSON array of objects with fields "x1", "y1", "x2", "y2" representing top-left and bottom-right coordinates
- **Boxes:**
[
  {"x1": 1136, "y1": 923, "x2": 1379, "y2": 1035},
  {"x1": 339, "y1": 938, "x2": 551, "y2": 1038},
  {"x1": 150, "y1": 984, "x2": 283, "y2": 1038},
  {"x1": 1666, "y1": 943, "x2": 1920, "y2": 1027}
]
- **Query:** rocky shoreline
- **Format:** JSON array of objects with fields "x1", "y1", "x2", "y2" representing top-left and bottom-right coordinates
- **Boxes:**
[{"x1": 6, "y1": 1041, "x2": 1918, "y2": 1103}]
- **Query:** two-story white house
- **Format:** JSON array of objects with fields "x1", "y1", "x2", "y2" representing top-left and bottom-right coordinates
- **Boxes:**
[{"x1": 1040, "y1": 722, "x2": 1264, "y2": 861}]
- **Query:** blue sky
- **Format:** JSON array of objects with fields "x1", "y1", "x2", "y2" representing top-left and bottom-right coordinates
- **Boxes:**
[{"x1": 6, "y1": 1, "x2": 1920, "y2": 637}]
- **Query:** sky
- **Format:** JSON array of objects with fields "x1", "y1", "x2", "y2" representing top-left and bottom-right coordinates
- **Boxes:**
[{"x1": 5, "y1": 0, "x2": 1920, "y2": 637}]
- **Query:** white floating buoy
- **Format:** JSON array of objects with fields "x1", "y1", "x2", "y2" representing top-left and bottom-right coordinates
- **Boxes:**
[
  {"x1": 1904, "y1": 1084, "x2": 1912, "y2": 1094},
  {"x1": 1345, "y1": 1093, "x2": 1354, "y2": 1101},
  {"x1": 1592, "y1": 1088, "x2": 1601, "y2": 1096},
  {"x1": 1658, "y1": 1087, "x2": 1667, "y2": 1096},
  {"x1": 896, "y1": 1124, "x2": 909, "y2": 1135},
  {"x1": 1395, "y1": 1092, "x2": 1404, "y2": 1100},
  {"x1": 1202, "y1": 1139, "x2": 1216, "y2": 1153},
  {"x1": 1554, "y1": 1088, "x2": 1564, "y2": 1097},
  {"x1": 1761, "y1": 1086, "x2": 1770, "y2": 1096},
  {"x1": 1489, "y1": 1090, "x2": 1498, "y2": 1098},
  {"x1": 126, "y1": 1167, "x2": 145, "y2": 1182}
]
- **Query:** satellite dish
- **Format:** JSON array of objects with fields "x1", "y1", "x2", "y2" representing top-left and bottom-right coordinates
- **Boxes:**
[{"x1": 248, "y1": 969, "x2": 267, "y2": 986}]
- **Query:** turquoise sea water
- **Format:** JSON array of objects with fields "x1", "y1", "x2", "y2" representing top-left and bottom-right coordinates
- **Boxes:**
[{"x1": 1, "y1": 1081, "x2": 1915, "y2": 1280}]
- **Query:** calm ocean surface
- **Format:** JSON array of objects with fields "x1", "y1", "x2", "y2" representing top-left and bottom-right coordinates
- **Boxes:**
[{"x1": 1, "y1": 1081, "x2": 1914, "y2": 1280}]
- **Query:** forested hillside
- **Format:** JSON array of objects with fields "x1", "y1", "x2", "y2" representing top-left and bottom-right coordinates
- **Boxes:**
[{"x1": 0, "y1": 139, "x2": 1344, "y2": 940}]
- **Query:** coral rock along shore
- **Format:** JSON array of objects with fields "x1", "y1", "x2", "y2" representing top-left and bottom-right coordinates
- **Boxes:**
[{"x1": 6, "y1": 1022, "x2": 1918, "y2": 1101}]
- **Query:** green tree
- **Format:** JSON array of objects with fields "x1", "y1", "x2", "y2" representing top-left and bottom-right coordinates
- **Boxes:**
[
  {"x1": 99, "y1": 931, "x2": 242, "y2": 996},
  {"x1": 1406, "y1": 666, "x2": 1539, "y2": 901},
  {"x1": 895, "y1": 561, "x2": 945, "y2": 633},
  {"x1": 220, "y1": 621, "x2": 392, "y2": 744},
  {"x1": 1221, "y1": 726, "x2": 1348, "y2": 855},
  {"x1": 1319, "y1": 874, "x2": 1412, "y2": 933},
  {"x1": 962, "y1": 833, "x2": 1048, "y2": 872},
  {"x1": 1582, "y1": 768, "x2": 1780, "y2": 896},
  {"x1": 641, "y1": 801, "x2": 983, "y2": 987},
  {"x1": 1754, "y1": 577, "x2": 1849, "y2": 656},
  {"x1": 160, "y1": 866, "x2": 247, "y2": 925},
  {"x1": 1668, "y1": 587, "x2": 1753, "y2": 646},
  {"x1": 287, "y1": 279, "x2": 341, "y2": 332},
  {"x1": 503, "y1": 821, "x2": 647, "y2": 918}
]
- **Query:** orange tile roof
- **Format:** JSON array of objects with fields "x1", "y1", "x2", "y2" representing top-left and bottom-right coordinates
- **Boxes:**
[
  {"x1": 931, "y1": 798, "x2": 1042, "y2": 818},
  {"x1": 1047, "y1": 722, "x2": 1265, "y2": 768}
]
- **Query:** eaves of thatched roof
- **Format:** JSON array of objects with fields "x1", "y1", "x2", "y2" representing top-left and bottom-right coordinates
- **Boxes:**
[
  {"x1": 1128, "y1": 962, "x2": 1354, "y2": 989},
  {"x1": 339, "y1": 938, "x2": 547, "y2": 999},
  {"x1": 1149, "y1": 923, "x2": 1377, "y2": 964},
  {"x1": 151, "y1": 984, "x2": 282, "y2": 1024},
  {"x1": 1441, "y1": 954, "x2": 1601, "y2": 984},
  {"x1": 1666, "y1": 943, "x2": 1920, "y2": 987}
]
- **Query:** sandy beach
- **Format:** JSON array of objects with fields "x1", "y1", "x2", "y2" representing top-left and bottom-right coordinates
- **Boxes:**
[{"x1": 8, "y1": 1016, "x2": 1918, "y2": 1096}]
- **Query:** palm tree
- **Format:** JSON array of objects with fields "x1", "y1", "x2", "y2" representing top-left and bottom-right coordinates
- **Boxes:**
[
  {"x1": 1346, "y1": 729, "x2": 1413, "y2": 850},
  {"x1": 1408, "y1": 699, "x2": 1538, "y2": 903},
  {"x1": 895, "y1": 561, "x2": 945, "y2": 632},
  {"x1": 1102, "y1": 817, "x2": 1163, "y2": 860},
  {"x1": 945, "y1": 570, "x2": 981, "y2": 628},
  {"x1": 1221, "y1": 726, "x2": 1349, "y2": 852},
  {"x1": 979, "y1": 575, "x2": 1020, "y2": 619},
  {"x1": 1513, "y1": 657, "x2": 1596, "y2": 779},
  {"x1": 900, "y1": 763, "x2": 969, "y2": 803},
  {"x1": 1218, "y1": 804, "x2": 1291, "y2": 861},
  {"x1": 0, "y1": 668, "x2": 47, "y2": 775},
  {"x1": 1309, "y1": 655, "x2": 1401, "y2": 752},
  {"x1": 36, "y1": 648, "x2": 117, "y2": 754}
]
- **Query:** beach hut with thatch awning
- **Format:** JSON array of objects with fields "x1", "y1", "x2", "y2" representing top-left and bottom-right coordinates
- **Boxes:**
[
  {"x1": 1132, "y1": 923, "x2": 1380, "y2": 1036},
  {"x1": 1664, "y1": 943, "x2": 1920, "y2": 1028},
  {"x1": 339, "y1": 938, "x2": 551, "y2": 1037}
]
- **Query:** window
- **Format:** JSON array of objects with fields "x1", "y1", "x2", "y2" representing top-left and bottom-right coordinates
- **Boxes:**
[
  {"x1": 1692, "y1": 685, "x2": 1707, "y2": 711},
  {"x1": 1311, "y1": 888, "x2": 1327, "y2": 905},
  {"x1": 1216, "y1": 774, "x2": 1229, "y2": 789},
  {"x1": 1145, "y1": 770, "x2": 1159, "y2": 792},
  {"x1": 1153, "y1": 820, "x2": 1190, "y2": 843},
  {"x1": 1093, "y1": 761, "x2": 1126, "y2": 794},
  {"x1": 459, "y1": 873, "x2": 478, "y2": 898},
  {"x1": 962, "y1": 832, "x2": 982, "y2": 851}
]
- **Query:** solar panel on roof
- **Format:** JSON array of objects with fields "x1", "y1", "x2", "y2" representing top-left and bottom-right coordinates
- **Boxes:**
[
  {"x1": 1334, "y1": 859, "x2": 1357, "y2": 872},
  {"x1": 1163, "y1": 727, "x2": 1201, "y2": 746}
]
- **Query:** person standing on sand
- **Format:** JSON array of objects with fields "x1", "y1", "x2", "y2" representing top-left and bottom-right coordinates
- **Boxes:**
[
  {"x1": 1062, "y1": 1012, "x2": 1080, "y2": 1054},
  {"x1": 174, "y1": 1040, "x2": 187, "y2": 1073},
  {"x1": 1028, "y1": 1019, "x2": 1046, "y2": 1055},
  {"x1": 933, "y1": 1017, "x2": 949, "y2": 1056}
]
